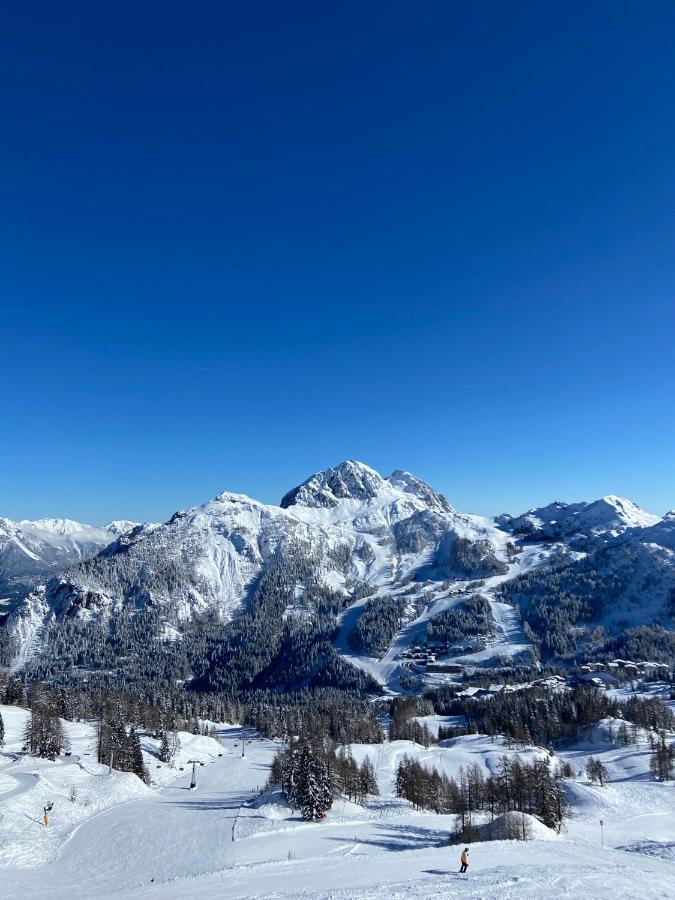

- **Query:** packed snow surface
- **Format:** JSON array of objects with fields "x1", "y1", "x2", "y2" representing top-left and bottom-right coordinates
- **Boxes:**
[{"x1": 2, "y1": 704, "x2": 675, "y2": 899}]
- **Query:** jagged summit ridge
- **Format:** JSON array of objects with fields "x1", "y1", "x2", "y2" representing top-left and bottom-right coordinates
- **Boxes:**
[
  {"x1": 280, "y1": 461, "x2": 387, "y2": 509},
  {"x1": 280, "y1": 460, "x2": 453, "y2": 516},
  {"x1": 499, "y1": 493, "x2": 660, "y2": 541}
]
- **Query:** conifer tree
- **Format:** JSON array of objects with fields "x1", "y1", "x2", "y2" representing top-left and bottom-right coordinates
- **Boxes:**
[
  {"x1": 130, "y1": 728, "x2": 149, "y2": 784},
  {"x1": 650, "y1": 731, "x2": 674, "y2": 782},
  {"x1": 281, "y1": 747, "x2": 299, "y2": 808},
  {"x1": 159, "y1": 732, "x2": 172, "y2": 763},
  {"x1": 534, "y1": 761, "x2": 559, "y2": 830},
  {"x1": 23, "y1": 683, "x2": 68, "y2": 760},
  {"x1": 296, "y1": 744, "x2": 321, "y2": 820},
  {"x1": 358, "y1": 757, "x2": 379, "y2": 797},
  {"x1": 290, "y1": 743, "x2": 334, "y2": 821}
]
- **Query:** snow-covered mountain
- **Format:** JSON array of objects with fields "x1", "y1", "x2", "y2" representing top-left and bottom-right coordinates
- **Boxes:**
[
  {"x1": 15, "y1": 462, "x2": 504, "y2": 629},
  {"x1": 640, "y1": 510, "x2": 675, "y2": 551},
  {"x1": 497, "y1": 497, "x2": 675, "y2": 660},
  {"x1": 498, "y1": 495, "x2": 660, "y2": 544},
  {"x1": 0, "y1": 517, "x2": 139, "y2": 600},
  {"x1": 2, "y1": 462, "x2": 673, "y2": 685},
  {"x1": 282, "y1": 461, "x2": 506, "y2": 582},
  {"x1": 281, "y1": 461, "x2": 452, "y2": 517},
  {"x1": 41, "y1": 492, "x2": 344, "y2": 623}
]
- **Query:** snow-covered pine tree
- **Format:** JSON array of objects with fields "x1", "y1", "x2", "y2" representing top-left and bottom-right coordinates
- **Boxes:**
[
  {"x1": 534, "y1": 760, "x2": 560, "y2": 830},
  {"x1": 56, "y1": 685, "x2": 79, "y2": 722},
  {"x1": 358, "y1": 757, "x2": 378, "y2": 797},
  {"x1": 395, "y1": 756, "x2": 411, "y2": 800},
  {"x1": 296, "y1": 744, "x2": 321, "y2": 821},
  {"x1": 0, "y1": 707, "x2": 4, "y2": 747},
  {"x1": 650, "y1": 730, "x2": 674, "y2": 781},
  {"x1": 294, "y1": 743, "x2": 333, "y2": 821},
  {"x1": 317, "y1": 753, "x2": 333, "y2": 815},
  {"x1": 1, "y1": 675, "x2": 24, "y2": 706},
  {"x1": 281, "y1": 747, "x2": 299, "y2": 808},
  {"x1": 23, "y1": 683, "x2": 68, "y2": 760},
  {"x1": 159, "y1": 731, "x2": 171, "y2": 763},
  {"x1": 129, "y1": 728, "x2": 149, "y2": 784}
]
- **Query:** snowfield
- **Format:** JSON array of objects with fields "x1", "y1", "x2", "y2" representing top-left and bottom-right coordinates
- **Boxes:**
[
  {"x1": 2, "y1": 705, "x2": 675, "y2": 899},
  {"x1": 0, "y1": 706, "x2": 224, "y2": 869}
]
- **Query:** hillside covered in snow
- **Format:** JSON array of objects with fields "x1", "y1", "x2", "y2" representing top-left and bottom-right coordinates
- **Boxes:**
[{"x1": 1, "y1": 696, "x2": 674, "y2": 900}]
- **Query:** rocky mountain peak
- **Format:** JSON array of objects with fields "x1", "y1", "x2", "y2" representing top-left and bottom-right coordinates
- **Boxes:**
[
  {"x1": 387, "y1": 469, "x2": 454, "y2": 515},
  {"x1": 280, "y1": 460, "x2": 387, "y2": 509}
]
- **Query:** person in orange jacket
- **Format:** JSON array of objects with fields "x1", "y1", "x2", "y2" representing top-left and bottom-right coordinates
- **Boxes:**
[{"x1": 459, "y1": 847, "x2": 469, "y2": 873}]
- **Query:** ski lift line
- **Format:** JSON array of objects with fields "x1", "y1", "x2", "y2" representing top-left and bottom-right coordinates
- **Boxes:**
[{"x1": 187, "y1": 758, "x2": 204, "y2": 789}]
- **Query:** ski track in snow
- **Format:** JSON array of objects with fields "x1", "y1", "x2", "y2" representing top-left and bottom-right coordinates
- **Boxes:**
[{"x1": 1, "y1": 709, "x2": 675, "y2": 899}]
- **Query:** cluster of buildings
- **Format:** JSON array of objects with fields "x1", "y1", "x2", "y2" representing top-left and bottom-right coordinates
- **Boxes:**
[{"x1": 401, "y1": 642, "x2": 478, "y2": 674}]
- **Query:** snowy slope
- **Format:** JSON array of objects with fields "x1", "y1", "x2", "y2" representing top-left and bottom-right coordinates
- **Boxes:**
[
  {"x1": 332, "y1": 541, "x2": 553, "y2": 692},
  {"x1": 641, "y1": 511, "x2": 675, "y2": 551},
  {"x1": 0, "y1": 704, "x2": 228, "y2": 870},
  {"x1": 1, "y1": 706, "x2": 674, "y2": 899}
]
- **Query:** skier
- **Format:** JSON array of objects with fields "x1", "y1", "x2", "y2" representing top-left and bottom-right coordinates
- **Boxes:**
[{"x1": 459, "y1": 847, "x2": 469, "y2": 873}]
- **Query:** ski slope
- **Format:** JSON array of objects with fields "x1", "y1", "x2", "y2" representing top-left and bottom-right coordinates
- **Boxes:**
[
  {"x1": 333, "y1": 542, "x2": 554, "y2": 692},
  {"x1": 2, "y1": 706, "x2": 675, "y2": 898}
]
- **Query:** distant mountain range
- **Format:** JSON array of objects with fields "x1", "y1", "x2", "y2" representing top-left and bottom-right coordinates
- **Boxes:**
[
  {"x1": 2, "y1": 461, "x2": 673, "y2": 691},
  {"x1": 496, "y1": 495, "x2": 661, "y2": 542},
  {"x1": 0, "y1": 517, "x2": 139, "y2": 600}
]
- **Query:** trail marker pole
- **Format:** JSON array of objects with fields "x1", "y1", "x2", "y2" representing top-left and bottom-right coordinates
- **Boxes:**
[{"x1": 600, "y1": 818, "x2": 604, "y2": 848}]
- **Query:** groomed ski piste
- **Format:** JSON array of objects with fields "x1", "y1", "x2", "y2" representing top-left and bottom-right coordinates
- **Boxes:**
[
  {"x1": 333, "y1": 538, "x2": 553, "y2": 693},
  {"x1": 2, "y1": 704, "x2": 674, "y2": 899}
]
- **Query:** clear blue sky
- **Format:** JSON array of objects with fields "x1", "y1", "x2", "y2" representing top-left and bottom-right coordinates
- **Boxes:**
[{"x1": 2, "y1": 1, "x2": 674, "y2": 523}]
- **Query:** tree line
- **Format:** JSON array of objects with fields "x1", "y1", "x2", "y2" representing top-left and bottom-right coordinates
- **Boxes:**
[
  {"x1": 427, "y1": 683, "x2": 674, "y2": 747},
  {"x1": 396, "y1": 754, "x2": 568, "y2": 835}
]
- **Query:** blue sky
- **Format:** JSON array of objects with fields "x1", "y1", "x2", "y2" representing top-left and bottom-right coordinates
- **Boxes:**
[{"x1": 2, "y1": 1, "x2": 674, "y2": 523}]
